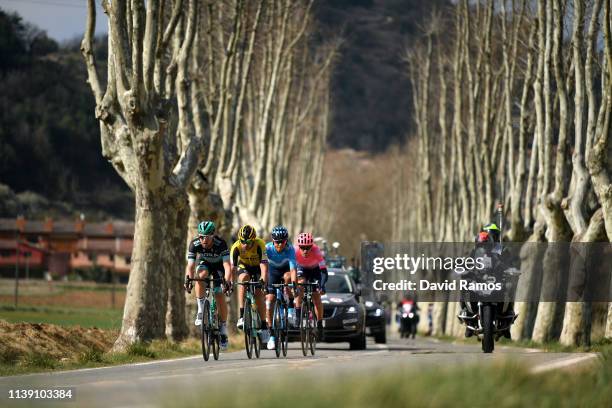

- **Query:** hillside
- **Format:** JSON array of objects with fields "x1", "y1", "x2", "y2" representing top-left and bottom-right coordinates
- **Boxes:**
[
  {"x1": 0, "y1": 9, "x2": 133, "y2": 220},
  {"x1": 0, "y1": 1, "x2": 448, "y2": 218}
]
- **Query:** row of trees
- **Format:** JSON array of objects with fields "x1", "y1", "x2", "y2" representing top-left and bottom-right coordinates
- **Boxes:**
[
  {"x1": 81, "y1": 0, "x2": 336, "y2": 349},
  {"x1": 399, "y1": 0, "x2": 611, "y2": 346}
]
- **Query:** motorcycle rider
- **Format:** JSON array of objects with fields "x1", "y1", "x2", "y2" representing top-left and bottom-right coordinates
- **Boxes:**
[
  {"x1": 458, "y1": 223, "x2": 517, "y2": 338},
  {"x1": 396, "y1": 294, "x2": 419, "y2": 337}
]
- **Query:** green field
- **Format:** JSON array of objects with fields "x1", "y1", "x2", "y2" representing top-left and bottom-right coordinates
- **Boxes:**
[{"x1": 0, "y1": 305, "x2": 123, "y2": 329}]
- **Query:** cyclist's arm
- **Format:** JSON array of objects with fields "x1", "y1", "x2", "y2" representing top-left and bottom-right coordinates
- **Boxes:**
[
  {"x1": 288, "y1": 246, "x2": 297, "y2": 284},
  {"x1": 185, "y1": 259, "x2": 196, "y2": 279},
  {"x1": 257, "y1": 241, "x2": 268, "y2": 283},
  {"x1": 221, "y1": 244, "x2": 231, "y2": 282},
  {"x1": 223, "y1": 260, "x2": 232, "y2": 283},
  {"x1": 316, "y1": 248, "x2": 328, "y2": 289},
  {"x1": 185, "y1": 241, "x2": 197, "y2": 279},
  {"x1": 230, "y1": 242, "x2": 239, "y2": 274},
  {"x1": 320, "y1": 266, "x2": 328, "y2": 288}
]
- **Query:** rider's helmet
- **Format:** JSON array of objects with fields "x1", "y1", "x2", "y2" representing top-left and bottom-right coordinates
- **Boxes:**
[
  {"x1": 238, "y1": 224, "x2": 257, "y2": 243},
  {"x1": 482, "y1": 223, "x2": 501, "y2": 242},
  {"x1": 197, "y1": 220, "x2": 216, "y2": 236},
  {"x1": 271, "y1": 225, "x2": 289, "y2": 241},
  {"x1": 296, "y1": 232, "x2": 314, "y2": 246}
]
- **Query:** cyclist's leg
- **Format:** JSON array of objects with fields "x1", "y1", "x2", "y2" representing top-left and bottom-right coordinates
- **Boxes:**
[
  {"x1": 211, "y1": 269, "x2": 227, "y2": 321},
  {"x1": 311, "y1": 267, "x2": 323, "y2": 322},
  {"x1": 195, "y1": 263, "x2": 210, "y2": 298},
  {"x1": 282, "y1": 271, "x2": 293, "y2": 305},
  {"x1": 295, "y1": 266, "x2": 305, "y2": 307},
  {"x1": 237, "y1": 268, "x2": 251, "y2": 317},
  {"x1": 250, "y1": 266, "x2": 267, "y2": 325},
  {"x1": 194, "y1": 264, "x2": 210, "y2": 325},
  {"x1": 266, "y1": 267, "x2": 283, "y2": 327},
  {"x1": 294, "y1": 266, "x2": 306, "y2": 323}
]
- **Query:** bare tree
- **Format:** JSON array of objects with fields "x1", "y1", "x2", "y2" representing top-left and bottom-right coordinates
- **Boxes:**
[{"x1": 82, "y1": 0, "x2": 201, "y2": 348}]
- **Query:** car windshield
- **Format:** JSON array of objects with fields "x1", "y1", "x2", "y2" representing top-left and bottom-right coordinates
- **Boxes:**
[{"x1": 325, "y1": 274, "x2": 352, "y2": 294}]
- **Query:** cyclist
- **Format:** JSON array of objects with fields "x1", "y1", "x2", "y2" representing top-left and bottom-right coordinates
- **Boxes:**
[
  {"x1": 231, "y1": 224, "x2": 270, "y2": 343},
  {"x1": 294, "y1": 232, "x2": 328, "y2": 339},
  {"x1": 184, "y1": 221, "x2": 232, "y2": 350},
  {"x1": 264, "y1": 225, "x2": 298, "y2": 350}
]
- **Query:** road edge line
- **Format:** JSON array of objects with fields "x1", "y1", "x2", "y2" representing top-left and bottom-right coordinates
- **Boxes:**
[{"x1": 529, "y1": 353, "x2": 601, "y2": 374}]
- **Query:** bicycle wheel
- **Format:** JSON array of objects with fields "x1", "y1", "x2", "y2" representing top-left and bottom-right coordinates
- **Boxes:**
[
  {"x1": 300, "y1": 300, "x2": 309, "y2": 356},
  {"x1": 211, "y1": 305, "x2": 220, "y2": 361},
  {"x1": 308, "y1": 300, "x2": 316, "y2": 356},
  {"x1": 201, "y1": 300, "x2": 211, "y2": 361},
  {"x1": 243, "y1": 299, "x2": 253, "y2": 359},
  {"x1": 273, "y1": 300, "x2": 281, "y2": 358},
  {"x1": 253, "y1": 308, "x2": 261, "y2": 359},
  {"x1": 281, "y1": 303, "x2": 289, "y2": 357}
]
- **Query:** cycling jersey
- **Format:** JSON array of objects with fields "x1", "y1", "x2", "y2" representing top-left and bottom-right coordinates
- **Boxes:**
[
  {"x1": 294, "y1": 244, "x2": 326, "y2": 269},
  {"x1": 265, "y1": 242, "x2": 296, "y2": 270},
  {"x1": 230, "y1": 238, "x2": 268, "y2": 268},
  {"x1": 187, "y1": 236, "x2": 230, "y2": 265},
  {"x1": 187, "y1": 236, "x2": 230, "y2": 287},
  {"x1": 294, "y1": 244, "x2": 328, "y2": 290}
]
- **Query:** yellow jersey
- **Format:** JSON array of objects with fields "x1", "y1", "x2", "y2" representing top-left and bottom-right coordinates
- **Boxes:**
[{"x1": 230, "y1": 238, "x2": 268, "y2": 268}]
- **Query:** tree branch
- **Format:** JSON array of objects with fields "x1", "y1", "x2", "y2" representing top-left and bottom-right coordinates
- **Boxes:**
[{"x1": 81, "y1": 0, "x2": 103, "y2": 104}]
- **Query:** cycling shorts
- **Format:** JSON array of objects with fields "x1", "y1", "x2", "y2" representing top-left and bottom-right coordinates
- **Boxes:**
[
  {"x1": 196, "y1": 261, "x2": 224, "y2": 289},
  {"x1": 268, "y1": 263, "x2": 291, "y2": 292},
  {"x1": 237, "y1": 265, "x2": 262, "y2": 281}
]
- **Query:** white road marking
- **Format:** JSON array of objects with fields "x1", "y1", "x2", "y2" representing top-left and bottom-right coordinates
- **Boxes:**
[{"x1": 529, "y1": 353, "x2": 600, "y2": 374}]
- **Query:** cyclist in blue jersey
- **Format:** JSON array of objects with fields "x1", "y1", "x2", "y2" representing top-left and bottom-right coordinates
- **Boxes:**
[{"x1": 265, "y1": 225, "x2": 297, "y2": 350}]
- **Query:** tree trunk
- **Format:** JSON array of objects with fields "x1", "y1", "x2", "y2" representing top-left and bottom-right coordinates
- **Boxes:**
[
  {"x1": 115, "y1": 192, "x2": 172, "y2": 349},
  {"x1": 511, "y1": 225, "x2": 546, "y2": 340},
  {"x1": 165, "y1": 192, "x2": 190, "y2": 341}
]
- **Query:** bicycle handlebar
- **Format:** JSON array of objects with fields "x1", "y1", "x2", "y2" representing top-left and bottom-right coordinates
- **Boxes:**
[
  {"x1": 235, "y1": 281, "x2": 265, "y2": 286},
  {"x1": 187, "y1": 277, "x2": 224, "y2": 283},
  {"x1": 271, "y1": 283, "x2": 295, "y2": 288},
  {"x1": 296, "y1": 281, "x2": 319, "y2": 286}
]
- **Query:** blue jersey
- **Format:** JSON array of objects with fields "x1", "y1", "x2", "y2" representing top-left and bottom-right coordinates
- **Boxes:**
[{"x1": 265, "y1": 242, "x2": 296, "y2": 270}]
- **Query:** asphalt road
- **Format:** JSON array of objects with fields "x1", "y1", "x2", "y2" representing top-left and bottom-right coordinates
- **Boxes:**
[{"x1": 0, "y1": 336, "x2": 600, "y2": 407}]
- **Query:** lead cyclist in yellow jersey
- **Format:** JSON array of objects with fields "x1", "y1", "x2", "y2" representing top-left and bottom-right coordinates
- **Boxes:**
[{"x1": 231, "y1": 224, "x2": 270, "y2": 343}]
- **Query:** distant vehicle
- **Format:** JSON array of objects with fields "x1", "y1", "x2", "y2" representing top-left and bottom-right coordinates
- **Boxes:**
[
  {"x1": 364, "y1": 299, "x2": 386, "y2": 343},
  {"x1": 326, "y1": 256, "x2": 347, "y2": 269},
  {"x1": 319, "y1": 269, "x2": 367, "y2": 350}
]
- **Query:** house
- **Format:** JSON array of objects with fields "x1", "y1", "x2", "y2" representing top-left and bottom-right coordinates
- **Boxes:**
[{"x1": 0, "y1": 217, "x2": 134, "y2": 281}]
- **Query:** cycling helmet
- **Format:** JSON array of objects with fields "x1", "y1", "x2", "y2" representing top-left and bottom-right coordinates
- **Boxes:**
[
  {"x1": 296, "y1": 232, "x2": 314, "y2": 246},
  {"x1": 197, "y1": 221, "x2": 216, "y2": 236},
  {"x1": 271, "y1": 225, "x2": 289, "y2": 241},
  {"x1": 238, "y1": 224, "x2": 257, "y2": 242}
]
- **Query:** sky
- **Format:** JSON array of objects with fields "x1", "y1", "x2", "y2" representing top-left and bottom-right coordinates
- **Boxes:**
[{"x1": 1, "y1": 0, "x2": 108, "y2": 42}]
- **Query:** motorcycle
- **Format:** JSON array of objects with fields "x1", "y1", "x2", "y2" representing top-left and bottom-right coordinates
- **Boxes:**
[
  {"x1": 456, "y1": 247, "x2": 521, "y2": 353},
  {"x1": 397, "y1": 302, "x2": 419, "y2": 339}
]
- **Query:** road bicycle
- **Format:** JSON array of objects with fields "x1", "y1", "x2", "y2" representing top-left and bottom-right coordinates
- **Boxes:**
[
  {"x1": 186, "y1": 276, "x2": 224, "y2": 361},
  {"x1": 236, "y1": 280, "x2": 265, "y2": 359},
  {"x1": 270, "y1": 283, "x2": 293, "y2": 358},
  {"x1": 297, "y1": 281, "x2": 319, "y2": 356}
]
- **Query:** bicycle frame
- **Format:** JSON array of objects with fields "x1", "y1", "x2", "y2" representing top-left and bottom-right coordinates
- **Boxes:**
[
  {"x1": 237, "y1": 280, "x2": 264, "y2": 359},
  {"x1": 297, "y1": 281, "x2": 319, "y2": 356},
  {"x1": 187, "y1": 276, "x2": 224, "y2": 361}
]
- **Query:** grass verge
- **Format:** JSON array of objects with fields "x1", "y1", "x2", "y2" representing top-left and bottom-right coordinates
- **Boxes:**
[
  {"x1": 165, "y1": 345, "x2": 612, "y2": 408},
  {"x1": 0, "y1": 334, "x2": 244, "y2": 377}
]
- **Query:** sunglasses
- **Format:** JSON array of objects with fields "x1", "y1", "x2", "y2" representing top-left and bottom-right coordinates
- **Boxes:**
[
  {"x1": 299, "y1": 245, "x2": 312, "y2": 251},
  {"x1": 240, "y1": 239, "x2": 253, "y2": 245},
  {"x1": 273, "y1": 240, "x2": 287, "y2": 245},
  {"x1": 199, "y1": 234, "x2": 213, "y2": 240}
]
